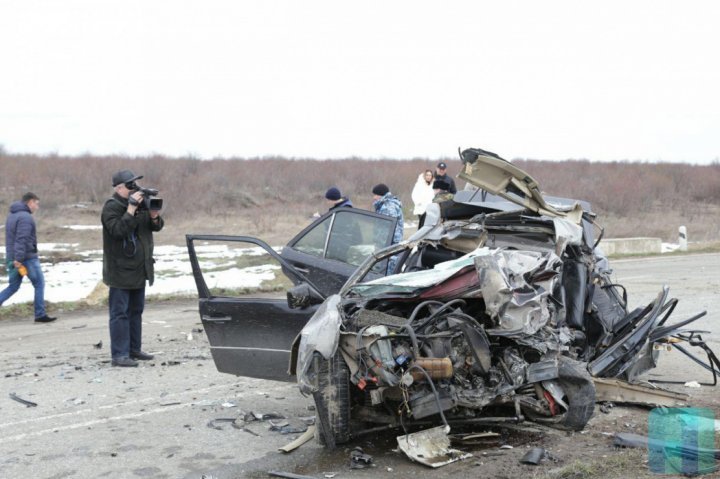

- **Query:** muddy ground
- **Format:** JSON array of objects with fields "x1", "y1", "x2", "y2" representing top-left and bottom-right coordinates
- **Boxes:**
[{"x1": 1, "y1": 253, "x2": 719, "y2": 479}]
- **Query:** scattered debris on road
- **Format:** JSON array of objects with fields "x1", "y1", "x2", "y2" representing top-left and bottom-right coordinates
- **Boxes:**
[
  {"x1": 350, "y1": 446, "x2": 374, "y2": 469},
  {"x1": 593, "y1": 377, "x2": 689, "y2": 407},
  {"x1": 9, "y1": 392, "x2": 37, "y2": 407},
  {"x1": 278, "y1": 426, "x2": 316, "y2": 453},
  {"x1": 268, "y1": 471, "x2": 317, "y2": 479},
  {"x1": 519, "y1": 447, "x2": 556, "y2": 465},
  {"x1": 396, "y1": 426, "x2": 472, "y2": 468}
]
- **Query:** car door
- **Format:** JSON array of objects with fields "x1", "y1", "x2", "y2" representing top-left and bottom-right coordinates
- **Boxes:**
[
  {"x1": 280, "y1": 208, "x2": 398, "y2": 297},
  {"x1": 186, "y1": 235, "x2": 323, "y2": 382}
]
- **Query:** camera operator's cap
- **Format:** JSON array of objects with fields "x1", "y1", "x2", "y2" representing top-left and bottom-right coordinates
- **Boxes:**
[
  {"x1": 112, "y1": 169, "x2": 144, "y2": 187},
  {"x1": 437, "y1": 162, "x2": 448, "y2": 169}
]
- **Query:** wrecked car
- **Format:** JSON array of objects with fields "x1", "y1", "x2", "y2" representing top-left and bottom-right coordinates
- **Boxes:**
[{"x1": 187, "y1": 147, "x2": 712, "y2": 448}]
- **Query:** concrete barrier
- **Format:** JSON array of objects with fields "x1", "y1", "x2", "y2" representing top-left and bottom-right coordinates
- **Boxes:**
[{"x1": 599, "y1": 237, "x2": 662, "y2": 256}]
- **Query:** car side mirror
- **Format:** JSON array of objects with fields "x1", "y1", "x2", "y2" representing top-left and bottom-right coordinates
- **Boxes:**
[{"x1": 287, "y1": 283, "x2": 325, "y2": 309}]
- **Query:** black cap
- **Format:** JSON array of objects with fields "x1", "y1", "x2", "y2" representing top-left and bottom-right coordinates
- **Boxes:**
[
  {"x1": 112, "y1": 169, "x2": 144, "y2": 187},
  {"x1": 437, "y1": 162, "x2": 447, "y2": 169},
  {"x1": 372, "y1": 183, "x2": 389, "y2": 196},
  {"x1": 325, "y1": 187, "x2": 341, "y2": 201}
]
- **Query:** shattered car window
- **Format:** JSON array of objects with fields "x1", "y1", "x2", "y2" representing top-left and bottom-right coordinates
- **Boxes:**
[
  {"x1": 327, "y1": 212, "x2": 394, "y2": 266},
  {"x1": 294, "y1": 216, "x2": 331, "y2": 258},
  {"x1": 194, "y1": 240, "x2": 292, "y2": 297}
]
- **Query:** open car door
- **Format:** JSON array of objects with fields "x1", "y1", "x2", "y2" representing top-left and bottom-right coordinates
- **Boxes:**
[
  {"x1": 280, "y1": 208, "x2": 398, "y2": 296},
  {"x1": 186, "y1": 235, "x2": 323, "y2": 382}
]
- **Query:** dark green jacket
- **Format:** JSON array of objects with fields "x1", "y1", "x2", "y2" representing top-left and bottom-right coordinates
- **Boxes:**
[{"x1": 101, "y1": 193, "x2": 164, "y2": 289}]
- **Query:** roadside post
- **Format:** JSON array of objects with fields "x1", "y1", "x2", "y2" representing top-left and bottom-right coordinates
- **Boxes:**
[{"x1": 679, "y1": 226, "x2": 688, "y2": 251}]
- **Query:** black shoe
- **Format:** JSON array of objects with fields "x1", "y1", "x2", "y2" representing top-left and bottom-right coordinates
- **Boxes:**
[
  {"x1": 34, "y1": 315, "x2": 57, "y2": 323},
  {"x1": 130, "y1": 351, "x2": 154, "y2": 361},
  {"x1": 111, "y1": 357, "x2": 139, "y2": 367}
]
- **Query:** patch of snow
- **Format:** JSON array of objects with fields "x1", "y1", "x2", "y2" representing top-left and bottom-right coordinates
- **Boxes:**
[
  {"x1": 63, "y1": 225, "x2": 102, "y2": 230},
  {"x1": 662, "y1": 242, "x2": 680, "y2": 253},
  {"x1": 0, "y1": 244, "x2": 285, "y2": 306}
]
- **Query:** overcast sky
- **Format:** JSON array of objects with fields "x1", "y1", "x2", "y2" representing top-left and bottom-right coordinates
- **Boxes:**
[{"x1": 1, "y1": 1, "x2": 718, "y2": 163}]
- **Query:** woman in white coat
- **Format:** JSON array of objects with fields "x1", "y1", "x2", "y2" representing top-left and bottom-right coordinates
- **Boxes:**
[{"x1": 411, "y1": 169, "x2": 435, "y2": 228}]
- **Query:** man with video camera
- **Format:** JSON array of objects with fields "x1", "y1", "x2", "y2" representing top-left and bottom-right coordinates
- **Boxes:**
[{"x1": 101, "y1": 169, "x2": 164, "y2": 367}]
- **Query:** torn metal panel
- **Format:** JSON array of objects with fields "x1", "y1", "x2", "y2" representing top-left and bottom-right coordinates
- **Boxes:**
[
  {"x1": 552, "y1": 217, "x2": 584, "y2": 254},
  {"x1": 593, "y1": 378, "x2": 688, "y2": 407},
  {"x1": 527, "y1": 357, "x2": 559, "y2": 383},
  {"x1": 457, "y1": 149, "x2": 563, "y2": 218},
  {"x1": 476, "y1": 249, "x2": 561, "y2": 336},
  {"x1": 588, "y1": 287, "x2": 669, "y2": 378},
  {"x1": 397, "y1": 426, "x2": 473, "y2": 468},
  {"x1": 296, "y1": 295, "x2": 342, "y2": 394},
  {"x1": 347, "y1": 246, "x2": 491, "y2": 297}
]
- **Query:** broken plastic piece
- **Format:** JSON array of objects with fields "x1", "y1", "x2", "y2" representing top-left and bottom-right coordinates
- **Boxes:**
[
  {"x1": 278, "y1": 425, "x2": 316, "y2": 453},
  {"x1": 9, "y1": 392, "x2": 38, "y2": 407},
  {"x1": 207, "y1": 418, "x2": 237, "y2": 430},
  {"x1": 520, "y1": 447, "x2": 547, "y2": 465},
  {"x1": 252, "y1": 411, "x2": 285, "y2": 421},
  {"x1": 268, "y1": 472, "x2": 317, "y2": 479},
  {"x1": 350, "y1": 447, "x2": 373, "y2": 469},
  {"x1": 397, "y1": 426, "x2": 472, "y2": 468}
]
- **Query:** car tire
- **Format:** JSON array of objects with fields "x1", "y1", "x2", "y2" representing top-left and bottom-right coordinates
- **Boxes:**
[
  {"x1": 313, "y1": 350, "x2": 351, "y2": 446},
  {"x1": 554, "y1": 357, "x2": 596, "y2": 431},
  {"x1": 524, "y1": 357, "x2": 596, "y2": 431}
]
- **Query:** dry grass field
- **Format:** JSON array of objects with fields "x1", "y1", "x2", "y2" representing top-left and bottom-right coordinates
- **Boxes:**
[{"x1": 1, "y1": 152, "x2": 719, "y2": 249}]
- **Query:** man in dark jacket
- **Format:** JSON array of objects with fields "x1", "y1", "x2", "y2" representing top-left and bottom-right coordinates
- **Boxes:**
[
  {"x1": 434, "y1": 162, "x2": 457, "y2": 195},
  {"x1": 101, "y1": 170, "x2": 164, "y2": 367},
  {"x1": 0, "y1": 192, "x2": 56, "y2": 322},
  {"x1": 325, "y1": 187, "x2": 353, "y2": 211}
]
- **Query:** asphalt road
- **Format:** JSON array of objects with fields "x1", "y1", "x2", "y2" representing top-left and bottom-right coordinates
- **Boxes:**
[{"x1": 0, "y1": 252, "x2": 718, "y2": 479}]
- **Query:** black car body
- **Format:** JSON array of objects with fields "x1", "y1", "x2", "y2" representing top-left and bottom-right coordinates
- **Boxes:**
[{"x1": 186, "y1": 207, "x2": 397, "y2": 381}]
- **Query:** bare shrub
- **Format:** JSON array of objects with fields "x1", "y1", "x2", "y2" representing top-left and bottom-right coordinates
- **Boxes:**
[{"x1": 1, "y1": 153, "x2": 718, "y2": 244}]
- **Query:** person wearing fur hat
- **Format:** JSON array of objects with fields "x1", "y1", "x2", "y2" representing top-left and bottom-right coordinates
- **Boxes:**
[
  {"x1": 324, "y1": 187, "x2": 353, "y2": 211},
  {"x1": 371, "y1": 183, "x2": 404, "y2": 274}
]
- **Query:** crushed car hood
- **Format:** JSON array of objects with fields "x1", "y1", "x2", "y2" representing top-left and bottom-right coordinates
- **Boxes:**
[{"x1": 457, "y1": 147, "x2": 582, "y2": 221}]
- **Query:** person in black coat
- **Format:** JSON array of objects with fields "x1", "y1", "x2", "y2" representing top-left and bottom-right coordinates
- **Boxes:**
[
  {"x1": 325, "y1": 187, "x2": 353, "y2": 211},
  {"x1": 434, "y1": 161, "x2": 457, "y2": 194},
  {"x1": 101, "y1": 170, "x2": 164, "y2": 367}
]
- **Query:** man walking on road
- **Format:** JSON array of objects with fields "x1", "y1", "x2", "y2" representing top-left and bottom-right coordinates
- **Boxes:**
[
  {"x1": 0, "y1": 192, "x2": 56, "y2": 322},
  {"x1": 101, "y1": 170, "x2": 164, "y2": 367}
]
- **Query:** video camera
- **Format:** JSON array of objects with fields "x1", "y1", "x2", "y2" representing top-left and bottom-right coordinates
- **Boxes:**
[{"x1": 129, "y1": 185, "x2": 163, "y2": 211}]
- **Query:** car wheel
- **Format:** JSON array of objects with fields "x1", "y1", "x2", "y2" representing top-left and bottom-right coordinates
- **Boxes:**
[
  {"x1": 525, "y1": 357, "x2": 596, "y2": 431},
  {"x1": 313, "y1": 350, "x2": 351, "y2": 447},
  {"x1": 554, "y1": 357, "x2": 596, "y2": 431}
]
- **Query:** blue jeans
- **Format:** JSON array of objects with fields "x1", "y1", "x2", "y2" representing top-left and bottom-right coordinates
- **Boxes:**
[
  {"x1": 108, "y1": 287, "x2": 145, "y2": 360},
  {"x1": 0, "y1": 257, "x2": 46, "y2": 318}
]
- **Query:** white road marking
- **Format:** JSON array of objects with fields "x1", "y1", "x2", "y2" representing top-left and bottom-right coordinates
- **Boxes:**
[{"x1": 0, "y1": 383, "x2": 236, "y2": 430}]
